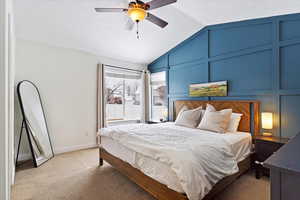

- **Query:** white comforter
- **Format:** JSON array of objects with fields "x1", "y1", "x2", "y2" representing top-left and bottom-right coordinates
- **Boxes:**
[{"x1": 100, "y1": 123, "x2": 239, "y2": 200}]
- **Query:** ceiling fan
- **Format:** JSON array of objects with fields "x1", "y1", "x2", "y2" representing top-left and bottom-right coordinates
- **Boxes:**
[{"x1": 95, "y1": 0, "x2": 177, "y2": 38}]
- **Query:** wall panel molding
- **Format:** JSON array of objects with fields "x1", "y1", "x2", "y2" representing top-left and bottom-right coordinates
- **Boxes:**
[
  {"x1": 279, "y1": 18, "x2": 300, "y2": 41},
  {"x1": 280, "y1": 43, "x2": 300, "y2": 90},
  {"x1": 149, "y1": 12, "x2": 300, "y2": 138},
  {"x1": 169, "y1": 61, "x2": 208, "y2": 95},
  {"x1": 209, "y1": 22, "x2": 272, "y2": 57},
  {"x1": 272, "y1": 18, "x2": 280, "y2": 137},
  {"x1": 169, "y1": 31, "x2": 208, "y2": 66},
  {"x1": 169, "y1": 90, "x2": 274, "y2": 98},
  {"x1": 169, "y1": 60, "x2": 207, "y2": 70},
  {"x1": 280, "y1": 95, "x2": 300, "y2": 138},
  {"x1": 210, "y1": 50, "x2": 273, "y2": 92},
  {"x1": 279, "y1": 38, "x2": 300, "y2": 47},
  {"x1": 208, "y1": 44, "x2": 273, "y2": 62}
]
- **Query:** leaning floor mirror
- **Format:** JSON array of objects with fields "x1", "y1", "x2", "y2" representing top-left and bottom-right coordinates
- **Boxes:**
[{"x1": 16, "y1": 80, "x2": 54, "y2": 167}]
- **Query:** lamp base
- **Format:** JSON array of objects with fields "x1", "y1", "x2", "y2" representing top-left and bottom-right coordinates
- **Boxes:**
[{"x1": 262, "y1": 132, "x2": 272, "y2": 137}]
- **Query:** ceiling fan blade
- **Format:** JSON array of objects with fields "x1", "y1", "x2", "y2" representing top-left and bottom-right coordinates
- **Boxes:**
[
  {"x1": 147, "y1": 0, "x2": 177, "y2": 10},
  {"x1": 95, "y1": 8, "x2": 128, "y2": 12},
  {"x1": 125, "y1": 18, "x2": 135, "y2": 31},
  {"x1": 146, "y1": 13, "x2": 168, "y2": 28}
]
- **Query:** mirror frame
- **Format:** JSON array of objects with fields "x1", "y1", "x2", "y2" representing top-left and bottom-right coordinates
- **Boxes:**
[{"x1": 17, "y1": 80, "x2": 54, "y2": 167}]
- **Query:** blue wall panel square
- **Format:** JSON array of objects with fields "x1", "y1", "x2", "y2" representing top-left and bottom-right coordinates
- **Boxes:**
[
  {"x1": 210, "y1": 50, "x2": 272, "y2": 93},
  {"x1": 280, "y1": 44, "x2": 300, "y2": 89},
  {"x1": 280, "y1": 19, "x2": 300, "y2": 41},
  {"x1": 211, "y1": 95, "x2": 274, "y2": 111},
  {"x1": 209, "y1": 23, "x2": 272, "y2": 57},
  {"x1": 169, "y1": 32, "x2": 207, "y2": 66},
  {"x1": 148, "y1": 54, "x2": 168, "y2": 71},
  {"x1": 169, "y1": 62, "x2": 208, "y2": 95},
  {"x1": 281, "y1": 95, "x2": 300, "y2": 138}
]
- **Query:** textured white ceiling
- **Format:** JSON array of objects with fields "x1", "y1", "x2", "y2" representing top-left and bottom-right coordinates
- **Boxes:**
[{"x1": 14, "y1": 0, "x2": 300, "y2": 64}]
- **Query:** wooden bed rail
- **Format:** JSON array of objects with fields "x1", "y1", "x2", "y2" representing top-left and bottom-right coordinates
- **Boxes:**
[{"x1": 99, "y1": 147, "x2": 251, "y2": 200}]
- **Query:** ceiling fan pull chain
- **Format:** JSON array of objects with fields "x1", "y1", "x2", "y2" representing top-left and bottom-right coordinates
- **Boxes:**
[{"x1": 136, "y1": 21, "x2": 140, "y2": 39}]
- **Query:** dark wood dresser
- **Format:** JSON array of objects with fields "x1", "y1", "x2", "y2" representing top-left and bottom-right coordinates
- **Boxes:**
[
  {"x1": 265, "y1": 133, "x2": 300, "y2": 200},
  {"x1": 253, "y1": 136, "x2": 289, "y2": 179}
]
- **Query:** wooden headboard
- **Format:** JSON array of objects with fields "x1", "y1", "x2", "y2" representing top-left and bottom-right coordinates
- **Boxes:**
[{"x1": 174, "y1": 100, "x2": 260, "y2": 135}]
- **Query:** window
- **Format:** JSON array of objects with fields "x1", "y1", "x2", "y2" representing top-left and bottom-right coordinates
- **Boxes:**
[
  {"x1": 105, "y1": 66, "x2": 142, "y2": 122},
  {"x1": 150, "y1": 71, "x2": 168, "y2": 121}
]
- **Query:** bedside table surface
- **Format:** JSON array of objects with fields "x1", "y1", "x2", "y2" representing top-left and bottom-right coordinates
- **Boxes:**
[{"x1": 253, "y1": 135, "x2": 289, "y2": 144}]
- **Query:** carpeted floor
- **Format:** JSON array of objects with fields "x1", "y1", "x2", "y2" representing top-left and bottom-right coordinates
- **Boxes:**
[{"x1": 12, "y1": 148, "x2": 270, "y2": 200}]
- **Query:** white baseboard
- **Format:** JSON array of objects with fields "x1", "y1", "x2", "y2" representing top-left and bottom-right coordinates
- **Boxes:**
[
  {"x1": 17, "y1": 143, "x2": 98, "y2": 161},
  {"x1": 54, "y1": 143, "x2": 98, "y2": 155}
]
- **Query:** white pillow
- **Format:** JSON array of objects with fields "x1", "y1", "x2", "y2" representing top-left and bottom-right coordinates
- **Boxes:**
[
  {"x1": 197, "y1": 104, "x2": 232, "y2": 133},
  {"x1": 206, "y1": 103, "x2": 216, "y2": 112},
  {"x1": 227, "y1": 113, "x2": 243, "y2": 132},
  {"x1": 175, "y1": 106, "x2": 203, "y2": 128},
  {"x1": 199, "y1": 103, "x2": 215, "y2": 120}
]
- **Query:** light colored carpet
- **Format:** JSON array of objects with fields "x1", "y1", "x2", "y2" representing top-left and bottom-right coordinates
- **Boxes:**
[{"x1": 12, "y1": 148, "x2": 270, "y2": 200}]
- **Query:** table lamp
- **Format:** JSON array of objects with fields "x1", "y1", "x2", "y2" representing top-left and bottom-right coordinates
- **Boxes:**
[
  {"x1": 161, "y1": 108, "x2": 168, "y2": 122},
  {"x1": 261, "y1": 112, "x2": 273, "y2": 136}
]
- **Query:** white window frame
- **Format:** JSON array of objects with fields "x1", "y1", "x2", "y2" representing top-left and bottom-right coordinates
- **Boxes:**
[
  {"x1": 150, "y1": 71, "x2": 168, "y2": 122},
  {"x1": 104, "y1": 66, "x2": 143, "y2": 123}
]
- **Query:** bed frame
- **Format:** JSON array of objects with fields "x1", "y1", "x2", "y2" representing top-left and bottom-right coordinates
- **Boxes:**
[{"x1": 99, "y1": 100, "x2": 260, "y2": 200}]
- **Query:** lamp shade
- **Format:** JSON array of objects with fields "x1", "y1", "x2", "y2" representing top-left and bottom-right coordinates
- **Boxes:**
[
  {"x1": 128, "y1": 8, "x2": 147, "y2": 22},
  {"x1": 163, "y1": 108, "x2": 168, "y2": 118},
  {"x1": 262, "y1": 112, "x2": 273, "y2": 129}
]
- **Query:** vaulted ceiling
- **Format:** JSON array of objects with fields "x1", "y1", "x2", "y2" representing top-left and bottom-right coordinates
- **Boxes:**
[{"x1": 14, "y1": 0, "x2": 300, "y2": 65}]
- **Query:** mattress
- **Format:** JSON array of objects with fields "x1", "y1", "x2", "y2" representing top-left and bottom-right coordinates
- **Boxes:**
[{"x1": 101, "y1": 129, "x2": 252, "y2": 193}]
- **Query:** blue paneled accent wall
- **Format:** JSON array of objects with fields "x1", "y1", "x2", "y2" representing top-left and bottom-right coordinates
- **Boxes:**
[{"x1": 148, "y1": 13, "x2": 300, "y2": 138}]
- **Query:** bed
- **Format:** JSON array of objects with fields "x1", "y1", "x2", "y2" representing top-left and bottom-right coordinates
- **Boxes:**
[{"x1": 98, "y1": 100, "x2": 260, "y2": 200}]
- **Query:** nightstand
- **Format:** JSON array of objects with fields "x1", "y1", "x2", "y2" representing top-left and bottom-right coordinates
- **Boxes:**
[{"x1": 253, "y1": 135, "x2": 289, "y2": 179}]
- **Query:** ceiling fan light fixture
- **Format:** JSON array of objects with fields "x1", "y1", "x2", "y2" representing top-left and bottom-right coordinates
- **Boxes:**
[{"x1": 128, "y1": 8, "x2": 147, "y2": 22}]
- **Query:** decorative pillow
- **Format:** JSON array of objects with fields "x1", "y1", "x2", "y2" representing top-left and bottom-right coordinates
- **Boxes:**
[
  {"x1": 227, "y1": 113, "x2": 243, "y2": 132},
  {"x1": 199, "y1": 103, "x2": 215, "y2": 119},
  {"x1": 206, "y1": 104, "x2": 216, "y2": 112},
  {"x1": 175, "y1": 106, "x2": 203, "y2": 128},
  {"x1": 197, "y1": 104, "x2": 232, "y2": 133}
]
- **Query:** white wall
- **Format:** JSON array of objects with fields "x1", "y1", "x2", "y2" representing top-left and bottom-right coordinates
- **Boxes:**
[
  {"x1": 0, "y1": 0, "x2": 9, "y2": 198},
  {"x1": 8, "y1": 0, "x2": 16, "y2": 186},
  {"x1": 1, "y1": 0, "x2": 14, "y2": 198},
  {"x1": 15, "y1": 39, "x2": 146, "y2": 158}
]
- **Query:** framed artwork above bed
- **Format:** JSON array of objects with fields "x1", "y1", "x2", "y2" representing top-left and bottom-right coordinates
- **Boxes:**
[{"x1": 189, "y1": 81, "x2": 228, "y2": 97}]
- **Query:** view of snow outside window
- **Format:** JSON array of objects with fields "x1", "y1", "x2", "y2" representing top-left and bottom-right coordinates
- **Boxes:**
[
  {"x1": 151, "y1": 71, "x2": 168, "y2": 121},
  {"x1": 105, "y1": 70, "x2": 142, "y2": 122}
]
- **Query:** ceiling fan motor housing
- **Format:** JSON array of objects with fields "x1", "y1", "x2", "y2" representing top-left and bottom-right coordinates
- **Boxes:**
[
  {"x1": 128, "y1": 1, "x2": 149, "y2": 22},
  {"x1": 129, "y1": 1, "x2": 150, "y2": 10}
]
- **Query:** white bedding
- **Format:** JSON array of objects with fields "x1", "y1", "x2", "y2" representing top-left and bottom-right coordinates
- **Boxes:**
[{"x1": 100, "y1": 122, "x2": 252, "y2": 200}]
